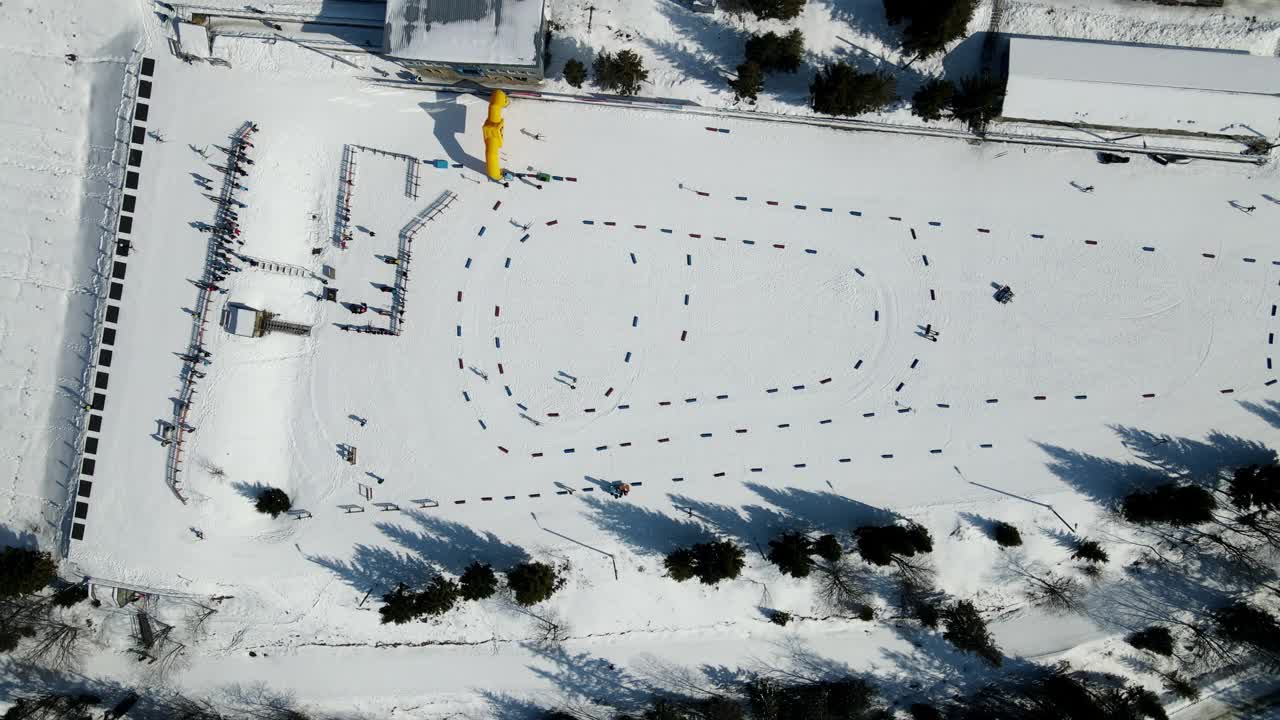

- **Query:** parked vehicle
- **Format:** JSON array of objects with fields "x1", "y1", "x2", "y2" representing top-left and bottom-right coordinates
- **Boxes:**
[{"x1": 1096, "y1": 152, "x2": 1131, "y2": 164}]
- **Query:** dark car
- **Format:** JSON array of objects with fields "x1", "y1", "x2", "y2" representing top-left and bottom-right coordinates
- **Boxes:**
[{"x1": 1096, "y1": 152, "x2": 1131, "y2": 164}]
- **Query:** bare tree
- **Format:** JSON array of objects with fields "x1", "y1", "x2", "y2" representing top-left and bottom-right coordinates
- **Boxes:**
[
  {"x1": 814, "y1": 558, "x2": 870, "y2": 616},
  {"x1": 221, "y1": 683, "x2": 311, "y2": 720},
  {"x1": 3, "y1": 692, "x2": 101, "y2": 720},
  {"x1": 1021, "y1": 571, "x2": 1085, "y2": 615},
  {"x1": 157, "y1": 693, "x2": 227, "y2": 720},
  {"x1": 183, "y1": 602, "x2": 219, "y2": 642},
  {"x1": 529, "y1": 607, "x2": 572, "y2": 649},
  {"x1": 143, "y1": 635, "x2": 191, "y2": 686},
  {"x1": 22, "y1": 617, "x2": 84, "y2": 671}
]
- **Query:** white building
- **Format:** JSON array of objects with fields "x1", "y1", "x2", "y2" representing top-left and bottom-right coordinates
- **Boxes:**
[
  {"x1": 1001, "y1": 37, "x2": 1280, "y2": 140},
  {"x1": 384, "y1": 0, "x2": 546, "y2": 84}
]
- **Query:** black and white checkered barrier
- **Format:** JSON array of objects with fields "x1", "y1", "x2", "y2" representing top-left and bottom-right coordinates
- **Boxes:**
[{"x1": 70, "y1": 56, "x2": 156, "y2": 542}]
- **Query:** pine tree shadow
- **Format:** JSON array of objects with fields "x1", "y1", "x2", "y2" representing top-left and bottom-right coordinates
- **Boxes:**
[
  {"x1": 1039, "y1": 427, "x2": 1276, "y2": 509},
  {"x1": 306, "y1": 542, "x2": 434, "y2": 593},
  {"x1": 0, "y1": 662, "x2": 213, "y2": 720},
  {"x1": 644, "y1": 1, "x2": 750, "y2": 91},
  {"x1": 1240, "y1": 399, "x2": 1280, "y2": 429},
  {"x1": 478, "y1": 689, "x2": 550, "y2": 720},
  {"x1": 667, "y1": 493, "x2": 791, "y2": 550},
  {"x1": 956, "y1": 511, "x2": 999, "y2": 539},
  {"x1": 1034, "y1": 441, "x2": 1168, "y2": 507},
  {"x1": 380, "y1": 512, "x2": 531, "y2": 575},
  {"x1": 524, "y1": 644, "x2": 655, "y2": 711},
  {"x1": 0, "y1": 523, "x2": 40, "y2": 550},
  {"x1": 309, "y1": 512, "x2": 531, "y2": 592},
  {"x1": 817, "y1": 0, "x2": 904, "y2": 52},
  {"x1": 876, "y1": 626, "x2": 1038, "y2": 706},
  {"x1": 1041, "y1": 526, "x2": 1079, "y2": 554},
  {"x1": 1085, "y1": 560, "x2": 1230, "y2": 636},
  {"x1": 229, "y1": 480, "x2": 270, "y2": 501},
  {"x1": 746, "y1": 483, "x2": 897, "y2": 533},
  {"x1": 1110, "y1": 425, "x2": 1274, "y2": 484},
  {"x1": 579, "y1": 495, "x2": 712, "y2": 555}
]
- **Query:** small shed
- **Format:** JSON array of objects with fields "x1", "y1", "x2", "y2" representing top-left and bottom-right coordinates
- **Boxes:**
[
  {"x1": 175, "y1": 21, "x2": 212, "y2": 59},
  {"x1": 223, "y1": 302, "x2": 262, "y2": 337},
  {"x1": 1000, "y1": 37, "x2": 1280, "y2": 139},
  {"x1": 384, "y1": 0, "x2": 547, "y2": 83}
]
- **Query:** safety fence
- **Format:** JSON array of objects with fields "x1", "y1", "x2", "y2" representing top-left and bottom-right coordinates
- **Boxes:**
[
  {"x1": 367, "y1": 79, "x2": 1266, "y2": 165},
  {"x1": 164, "y1": 122, "x2": 257, "y2": 504}
]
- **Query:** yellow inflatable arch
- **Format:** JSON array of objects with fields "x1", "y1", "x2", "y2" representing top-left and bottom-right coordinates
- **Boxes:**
[{"x1": 482, "y1": 90, "x2": 509, "y2": 182}]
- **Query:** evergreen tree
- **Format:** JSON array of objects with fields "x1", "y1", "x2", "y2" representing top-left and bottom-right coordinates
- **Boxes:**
[
  {"x1": 50, "y1": 583, "x2": 88, "y2": 607},
  {"x1": 883, "y1": 0, "x2": 979, "y2": 59},
  {"x1": 1072, "y1": 538, "x2": 1110, "y2": 564},
  {"x1": 941, "y1": 600, "x2": 1001, "y2": 666},
  {"x1": 722, "y1": 0, "x2": 807, "y2": 21},
  {"x1": 946, "y1": 663, "x2": 1167, "y2": 719},
  {"x1": 1121, "y1": 483, "x2": 1216, "y2": 526},
  {"x1": 690, "y1": 539, "x2": 746, "y2": 585},
  {"x1": 378, "y1": 585, "x2": 420, "y2": 625},
  {"x1": 1126, "y1": 626, "x2": 1175, "y2": 656},
  {"x1": 666, "y1": 541, "x2": 746, "y2": 585},
  {"x1": 911, "y1": 78, "x2": 954, "y2": 121},
  {"x1": 729, "y1": 62, "x2": 765, "y2": 103},
  {"x1": 1162, "y1": 672, "x2": 1199, "y2": 701},
  {"x1": 507, "y1": 561, "x2": 560, "y2": 606},
  {"x1": 665, "y1": 547, "x2": 697, "y2": 582},
  {"x1": 810, "y1": 63, "x2": 896, "y2": 117},
  {"x1": 854, "y1": 523, "x2": 933, "y2": 566},
  {"x1": 416, "y1": 575, "x2": 460, "y2": 616},
  {"x1": 745, "y1": 30, "x2": 805, "y2": 74},
  {"x1": 908, "y1": 705, "x2": 942, "y2": 720},
  {"x1": 459, "y1": 561, "x2": 498, "y2": 601},
  {"x1": 563, "y1": 58, "x2": 587, "y2": 88},
  {"x1": 950, "y1": 74, "x2": 1005, "y2": 133},
  {"x1": 593, "y1": 50, "x2": 649, "y2": 96},
  {"x1": 767, "y1": 532, "x2": 814, "y2": 578},
  {"x1": 992, "y1": 521, "x2": 1022, "y2": 547},
  {"x1": 813, "y1": 534, "x2": 843, "y2": 562},
  {"x1": 1228, "y1": 463, "x2": 1280, "y2": 512},
  {"x1": 254, "y1": 487, "x2": 291, "y2": 518},
  {"x1": 769, "y1": 610, "x2": 792, "y2": 626},
  {"x1": 0, "y1": 547, "x2": 56, "y2": 598}
]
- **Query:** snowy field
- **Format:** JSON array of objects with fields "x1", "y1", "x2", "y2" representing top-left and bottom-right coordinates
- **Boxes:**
[
  {"x1": 0, "y1": 0, "x2": 1276, "y2": 716},
  {"x1": 51, "y1": 42, "x2": 1280, "y2": 714},
  {"x1": 0, "y1": 0, "x2": 147, "y2": 549}
]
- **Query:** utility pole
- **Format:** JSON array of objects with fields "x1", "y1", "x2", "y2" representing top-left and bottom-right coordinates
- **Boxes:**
[{"x1": 587, "y1": 4, "x2": 597, "y2": 32}]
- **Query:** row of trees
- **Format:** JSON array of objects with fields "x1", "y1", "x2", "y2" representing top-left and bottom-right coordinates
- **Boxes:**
[
  {"x1": 563, "y1": 51, "x2": 649, "y2": 96},
  {"x1": 536, "y1": 660, "x2": 1166, "y2": 720},
  {"x1": 729, "y1": 30, "x2": 805, "y2": 103},
  {"x1": 661, "y1": 521, "x2": 1008, "y2": 667},
  {"x1": 1104, "y1": 460, "x2": 1280, "y2": 677},
  {"x1": 562, "y1": 0, "x2": 987, "y2": 118},
  {"x1": 378, "y1": 560, "x2": 562, "y2": 624},
  {"x1": 911, "y1": 76, "x2": 1005, "y2": 131},
  {"x1": 0, "y1": 545, "x2": 89, "y2": 670},
  {"x1": 4, "y1": 688, "x2": 328, "y2": 720}
]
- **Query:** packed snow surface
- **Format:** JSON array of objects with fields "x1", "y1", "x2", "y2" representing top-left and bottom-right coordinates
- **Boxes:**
[
  {"x1": 58, "y1": 42, "x2": 1280, "y2": 714},
  {"x1": 4, "y1": 0, "x2": 1280, "y2": 716}
]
